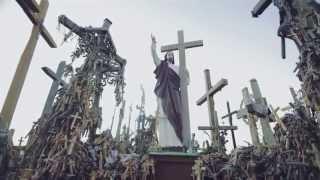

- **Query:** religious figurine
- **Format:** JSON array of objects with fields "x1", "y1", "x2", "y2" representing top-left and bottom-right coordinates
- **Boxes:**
[{"x1": 151, "y1": 35, "x2": 185, "y2": 147}]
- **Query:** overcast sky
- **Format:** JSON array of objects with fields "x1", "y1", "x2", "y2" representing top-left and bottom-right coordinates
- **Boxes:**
[{"x1": 0, "y1": 0, "x2": 300, "y2": 151}]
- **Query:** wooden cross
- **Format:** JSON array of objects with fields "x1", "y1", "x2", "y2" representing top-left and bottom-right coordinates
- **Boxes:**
[
  {"x1": 0, "y1": 0, "x2": 56, "y2": 130},
  {"x1": 161, "y1": 30, "x2": 203, "y2": 148},
  {"x1": 116, "y1": 100, "x2": 126, "y2": 141},
  {"x1": 18, "y1": 136, "x2": 24, "y2": 146},
  {"x1": 250, "y1": 79, "x2": 276, "y2": 145},
  {"x1": 41, "y1": 61, "x2": 66, "y2": 115},
  {"x1": 196, "y1": 69, "x2": 236, "y2": 152},
  {"x1": 221, "y1": 101, "x2": 238, "y2": 149},
  {"x1": 237, "y1": 87, "x2": 260, "y2": 146}
]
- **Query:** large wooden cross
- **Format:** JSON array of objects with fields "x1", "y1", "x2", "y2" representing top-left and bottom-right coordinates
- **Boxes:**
[
  {"x1": 196, "y1": 69, "x2": 236, "y2": 152},
  {"x1": 161, "y1": 30, "x2": 203, "y2": 148},
  {"x1": 41, "y1": 61, "x2": 67, "y2": 115},
  {"x1": 0, "y1": 0, "x2": 56, "y2": 130},
  {"x1": 250, "y1": 79, "x2": 276, "y2": 145}
]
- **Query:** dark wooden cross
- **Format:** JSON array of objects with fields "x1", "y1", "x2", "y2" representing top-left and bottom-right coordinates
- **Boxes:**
[
  {"x1": 161, "y1": 30, "x2": 203, "y2": 148},
  {"x1": 221, "y1": 101, "x2": 238, "y2": 149},
  {"x1": 18, "y1": 136, "x2": 24, "y2": 146},
  {"x1": 0, "y1": 0, "x2": 56, "y2": 130},
  {"x1": 41, "y1": 61, "x2": 67, "y2": 115},
  {"x1": 196, "y1": 69, "x2": 237, "y2": 152}
]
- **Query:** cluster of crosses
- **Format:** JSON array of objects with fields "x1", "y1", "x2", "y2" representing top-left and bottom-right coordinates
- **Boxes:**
[{"x1": 0, "y1": 0, "x2": 283, "y2": 155}]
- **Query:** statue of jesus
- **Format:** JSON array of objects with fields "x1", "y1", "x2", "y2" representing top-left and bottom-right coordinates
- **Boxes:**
[{"x1": 151, "y1": 35, "x2": 186, "y2": 147}]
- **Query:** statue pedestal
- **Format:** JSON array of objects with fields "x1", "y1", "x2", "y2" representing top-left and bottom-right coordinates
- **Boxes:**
[{"x1": 148, "y1": 152, "x2": 198, "y2": 180}]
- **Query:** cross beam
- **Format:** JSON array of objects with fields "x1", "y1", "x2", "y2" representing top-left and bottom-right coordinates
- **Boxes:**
[
  {"x1": 16, "y1": 0, "x2": 56, "y2": 48},
  {"x1": 251, "y1": 0, "x2": 272, "y2": 17},
  {"x1": 198, "y1": 126, "x2": 237, "y2": 131},
  {"x1": 197, "y1": 79, "x2": 228, "y2": 106},
  {"x1": 160, "y1": 30, "x2": 203, "y2": 148}
]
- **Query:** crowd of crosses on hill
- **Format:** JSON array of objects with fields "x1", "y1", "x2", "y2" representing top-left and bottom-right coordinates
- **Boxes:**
[
  {"x1": 2, "y1": 0, "x2": 320, "y2": 180},
  {"x1": 192, "y1": 1, "x2": 320, "y2": 179}
]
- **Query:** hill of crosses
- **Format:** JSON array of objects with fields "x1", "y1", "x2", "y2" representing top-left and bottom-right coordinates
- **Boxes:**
[{"x1": 2, "y1": 1, "x2": 320, "y2": 180}]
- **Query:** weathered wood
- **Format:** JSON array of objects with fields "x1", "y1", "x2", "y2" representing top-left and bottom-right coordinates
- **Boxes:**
[
  {"x1": 223, "y1": 101, "x2": 237, "y2": 148},
  {"x1": 196, "y1": 79, "x2": 228, "y2": 106},
  {"x1": 160, "y1": 30, "x2": 203, "y2": 148},
  {"x1": 198, "y1": 126, "x2": 237, "y2": 131},
  {"x1": 241, "y1": 87, "x2": 261, "y2": 146},
  {"x1": 161, "y1": 40, "x2": 203, "y2": 52},
  {"x1": 0, "y1": 0, "x2": 49, "y2": 130},
  {"x1": 16, "y1": 0, "x2": 57, "y2": 48},
  {"x1": 250, "y1": 79, "x2": 276, "y2": 145},
  {"x1": 41, "y1": 66, "x2": 67, "y2": 87},
  {"x1": 42, "y1": 61, "x2": 66, "y2": 115},
  {"x1": 196, "y1": 69, "x2": 230, "y2": 152}
]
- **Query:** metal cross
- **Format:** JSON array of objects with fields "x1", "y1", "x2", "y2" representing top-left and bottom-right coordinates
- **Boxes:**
[{"x1": 161, "y1": 30, "x2": 203, "y2": 148}]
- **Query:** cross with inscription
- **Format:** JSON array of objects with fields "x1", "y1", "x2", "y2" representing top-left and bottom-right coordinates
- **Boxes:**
[{"x1": 161, "y1": 30, "x2": 203, "y2": 147}]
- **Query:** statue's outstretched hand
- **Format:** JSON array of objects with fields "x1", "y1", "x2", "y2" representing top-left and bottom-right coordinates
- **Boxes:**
[{"x1": 151, "y1": 34, "x2": 157, "y2": 50}]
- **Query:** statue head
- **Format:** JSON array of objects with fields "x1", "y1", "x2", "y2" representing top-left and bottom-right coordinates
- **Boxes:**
[
  {"x1": 102, "y1": 18, "x2": 112, "y2": 30},
  {"x1": 165, "y1": 51, "x2": 175, "y2": 64}
]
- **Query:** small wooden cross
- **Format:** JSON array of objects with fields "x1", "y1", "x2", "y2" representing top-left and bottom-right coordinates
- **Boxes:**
[
  {"x1": 221, "y1": 101, "x2": 238, "y2": 149},
  {"x1": 18, "y1": 136, "x2": 24, "y2": 146}
]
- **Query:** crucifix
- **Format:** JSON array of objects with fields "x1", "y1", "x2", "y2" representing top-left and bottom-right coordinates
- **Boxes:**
[
  {"x1": 41, "y1": 61, "x2": 67, "y2": 115},
  {"x1": 0, "y1": 0, "x2": 56, "y2": 130},
  {"x1": 196, "y1": 69, "x2": 237, "y2": 152},
  {"x1": 161, "y1": 30, "x2": 203, "y2": 147},
  {"x1": 221, "y1": 101, "x2": 238, "y2": 149}
]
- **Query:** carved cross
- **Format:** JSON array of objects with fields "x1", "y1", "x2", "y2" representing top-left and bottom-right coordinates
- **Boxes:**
[{"x1": 161, "y1": 30, "x2": 203, "y2": 148}]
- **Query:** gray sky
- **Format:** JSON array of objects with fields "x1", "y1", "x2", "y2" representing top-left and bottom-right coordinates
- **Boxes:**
[{"x1": 0, "y1": 0, "x2": 300, "y2": 150}]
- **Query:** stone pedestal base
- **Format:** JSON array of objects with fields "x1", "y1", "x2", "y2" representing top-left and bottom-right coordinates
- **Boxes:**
[{"x1": 148, "y1": 152, "x2": 198, "y2": 180}]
